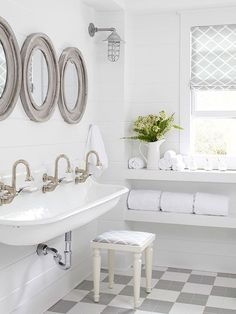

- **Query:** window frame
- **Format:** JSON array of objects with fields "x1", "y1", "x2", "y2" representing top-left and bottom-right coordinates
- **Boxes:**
[{"x1": 179, "y1": 7, "x2": 236, "y2": 157}]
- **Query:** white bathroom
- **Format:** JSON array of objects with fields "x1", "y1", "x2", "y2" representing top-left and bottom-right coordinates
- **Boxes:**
[{"x1": 0, "y1": 0, "x2": 236, "y2": 313}]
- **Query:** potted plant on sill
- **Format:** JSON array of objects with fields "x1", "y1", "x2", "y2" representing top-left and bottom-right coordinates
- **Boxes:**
[{"x1": 124, "y1": 111, "x2": 182, "y2": 170}]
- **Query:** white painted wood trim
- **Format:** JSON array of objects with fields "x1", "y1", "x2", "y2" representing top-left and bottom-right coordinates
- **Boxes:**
[
  {"x1": 193, "y1": 111, "x2": 236, "y2": 118},
  {"x1": 108, "y1": 249, "x2": 115, "y2": 289},
  {"x1": 91, "y1": 236, "x2": 156, "y2": 253},
  {"x1": 125, "y1": 210, "x2": 236, "y2": 229},
  {"x1": 133, "y1": 252, "x2": 142, "y2": 308},
  {"x1": 125, "y1": 169, "x2": 236, "y2": 183},
  {"x1": 145, "y1": 246, "x2": 153, "y2": 293},
  {"x1": 93, "y1": 248, "x2": 101, "y2": 303}
]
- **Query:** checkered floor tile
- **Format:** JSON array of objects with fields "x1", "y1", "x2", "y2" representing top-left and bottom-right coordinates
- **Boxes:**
[{"x1": 45, "y1": 267, "x2": 236, "y2": 314}]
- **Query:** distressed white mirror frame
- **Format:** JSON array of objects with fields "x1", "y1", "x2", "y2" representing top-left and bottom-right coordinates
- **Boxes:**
[
  {"x1": 59, "y1": 47, "x2": 88, "y2": 124},
  {"x1": 20, "y1": 33, "x2": 60, "y2": 122},
  {"x1": 0, "y1": 16, "x2": 22, "y2": 120}
]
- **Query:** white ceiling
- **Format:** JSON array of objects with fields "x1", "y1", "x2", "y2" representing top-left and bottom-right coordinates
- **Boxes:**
[
  {"x1": 108, "y1": 0, "x2": 236, "y2": 12},
  {"x1": 82, "y1": 0, "x2": 123, "y2": 11}
]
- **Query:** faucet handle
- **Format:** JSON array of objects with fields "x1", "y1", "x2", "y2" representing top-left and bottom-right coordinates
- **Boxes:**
[
  {"x1": 42, "y1": 173, "x2": 48, "y2": 182},
  {"x1": 75, "y1": 167, "x2": 85, "y2": 175},
  {"x1": 26, "y1": 175, "x2": 34, "y2": 182},
  {"x1": 66, "y1": 167, "x2": 73, "y2": 174}
]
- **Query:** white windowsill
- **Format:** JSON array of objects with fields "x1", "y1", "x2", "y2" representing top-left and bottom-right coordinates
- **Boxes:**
[
  {"x1": 125, "y1": 169, "x2": 236, "y2": 183},
  {"x1": 125, "y1": 210, "x2": 236, "y2": 229}
]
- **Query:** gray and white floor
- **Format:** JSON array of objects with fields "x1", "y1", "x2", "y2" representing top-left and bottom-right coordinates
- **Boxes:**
[{"x1": 45, "y1": 267, "x2": 236, "y2": 314}]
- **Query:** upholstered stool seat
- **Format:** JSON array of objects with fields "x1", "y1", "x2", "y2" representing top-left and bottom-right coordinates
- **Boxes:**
[{"x1": 91, "y1": 230, "x2": 155, "y2": 308}]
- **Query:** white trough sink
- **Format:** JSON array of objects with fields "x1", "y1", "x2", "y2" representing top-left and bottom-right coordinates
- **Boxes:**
[{"x1": 0, "y1": 179, "x2": 128, "y2": 246}]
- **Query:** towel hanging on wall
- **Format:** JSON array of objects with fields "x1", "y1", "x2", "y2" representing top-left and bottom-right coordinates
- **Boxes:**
[{"x1": 85, "y1": 124, "x2": 108, "y2": 169}]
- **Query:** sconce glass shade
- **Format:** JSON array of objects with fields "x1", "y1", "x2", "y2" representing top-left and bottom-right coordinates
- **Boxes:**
[{"x1": 103, "y1": 31, "x2": 124, "y2": 62}]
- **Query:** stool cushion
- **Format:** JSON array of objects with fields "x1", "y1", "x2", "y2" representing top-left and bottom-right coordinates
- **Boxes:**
[{"x1": 92, "y1": 230, "x2": 155, "y2": 247}]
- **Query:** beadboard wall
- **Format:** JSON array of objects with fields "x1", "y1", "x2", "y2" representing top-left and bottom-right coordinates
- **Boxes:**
[
  {"x1": 0, "y1": 1, "x2": 109, "y2": 313},
  {"x1": 122, "y1": 9, "x2": 236, "y2": 274},
  {"x1": 1, "y1": 1, "x2": 236, "y2": 313}
]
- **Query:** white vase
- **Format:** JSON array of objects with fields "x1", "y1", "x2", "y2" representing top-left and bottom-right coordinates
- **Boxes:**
[{"x1": 139, "y1": 139, "x2": 165, "y2": 170}]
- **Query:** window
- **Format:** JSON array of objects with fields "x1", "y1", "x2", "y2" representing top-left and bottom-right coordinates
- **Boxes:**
[{"x1": 190, "y1": 24, "x2": 236, "y2": 155}]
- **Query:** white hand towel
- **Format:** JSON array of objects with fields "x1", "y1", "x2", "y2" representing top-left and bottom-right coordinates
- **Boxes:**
[
  {"x1": 159, "y1": 158, "x2": 172, "y2": 170},
  {"x1": 160, "y1": 192, "x2": 194, "y2": 213},
  {"x1": 194, "y1": 192, "x2": 229, "y2": 216},
  {"x1": 164, "y1": 150, "x2": 176, "y2": 161},
  {"x1": 128, "y1": 190, "x2": 161, "y2": 211},
  {"x1": 85, "y1": 124, "x2": 108, "y2": 169},
  {"x1": 128, "y1": 157, "x2": 145, "y2": 169}
]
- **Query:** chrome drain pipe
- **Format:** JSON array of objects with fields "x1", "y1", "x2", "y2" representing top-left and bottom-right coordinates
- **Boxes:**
[{"x1": 36, "y1": 231, "x2": 72, "y2": 270}]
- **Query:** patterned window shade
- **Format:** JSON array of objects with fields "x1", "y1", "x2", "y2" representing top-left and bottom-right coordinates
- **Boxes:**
[{"x1": 191, "y1": 24, "x2": 236, "y2": 90}]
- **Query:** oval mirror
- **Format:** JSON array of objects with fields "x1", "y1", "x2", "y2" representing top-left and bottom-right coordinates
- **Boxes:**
[
  {"x1": 59, "y1": 47, "x2": 87, "y2": 124},
  {"x1": 28, "y1": 49, "x2": 49, "y2": 107},
  {"x1": 21, "y1": 33, "x2": 59, "y2": 122},
  {"x1": 0, "y1": 42, "x2": 7, "y2": 98},
  {"x1": 64, "y1": 61, "x2": 79, "y2": 111},
  {"x1": 0, "y1": 16, "x2": 22, "y2": 120}
]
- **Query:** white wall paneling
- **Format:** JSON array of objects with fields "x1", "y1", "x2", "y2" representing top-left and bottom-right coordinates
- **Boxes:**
[
  {"x1": 124, "y1": 8, "x2": 236, "y2": 274},
  {"x1": 0, "y1": 0, "x2": 102, "y2": 312},
  {"x1": 2, "y1": 1, "x2": 236, "y2": 313}
]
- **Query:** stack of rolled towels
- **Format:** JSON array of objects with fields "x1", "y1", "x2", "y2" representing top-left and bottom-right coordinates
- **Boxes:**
[
  {"x1": 127, "y1": 190, "x2": 229, "y2": 216},
  {"x1": 159, "y1": 150, "x2": 185, "y2": 171}
]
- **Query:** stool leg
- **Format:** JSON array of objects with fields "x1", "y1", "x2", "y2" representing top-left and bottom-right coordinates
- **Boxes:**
[
  {"x1": 93, "y1": 248, "x2": 101, "y2": 303},
  {"x1": 133, "y1": 252, "x2": 142, "y2": 308},
  {"x1": 108, "y1": 250, "x2": 115, "y2": 289},
  {"x1": 145, "y1": 245, "x2": 153, "y2": 293}
]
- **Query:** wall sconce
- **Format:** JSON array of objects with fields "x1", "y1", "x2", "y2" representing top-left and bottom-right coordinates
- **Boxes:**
[{"x1": 88, "y1": 23, "x2": 124, "y2": 62}]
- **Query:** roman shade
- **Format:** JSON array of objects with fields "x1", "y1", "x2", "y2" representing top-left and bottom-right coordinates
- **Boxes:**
[{"x1": 191, "y1": 24, "x2": 236, "y2": 90}]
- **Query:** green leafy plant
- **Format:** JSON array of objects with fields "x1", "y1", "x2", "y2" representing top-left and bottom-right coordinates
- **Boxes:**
[{"x1": 124, "y1": 111, "x2": 183, "y2": 143}]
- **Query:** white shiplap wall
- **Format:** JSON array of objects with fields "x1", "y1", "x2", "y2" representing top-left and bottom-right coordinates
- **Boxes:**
[
  {"x1": 123, "y1": 10, "x2": 236, "y2": 274},
  {"x1": 0, "y1": 1, "x2": 102, "y2": 313}
]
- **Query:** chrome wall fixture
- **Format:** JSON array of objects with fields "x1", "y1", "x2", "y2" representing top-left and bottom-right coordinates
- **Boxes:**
[
  {"x1": 88, "y1": 23, "x2": 124, "y2": 62},
  {"x1": 37, "y1": 231, "x2": 72, "y2": 270},
  {"x1": 75, "y1": 150, "x2": 101, "y2": 184},
  {"x1": 42, "y1": 154, "x2": 73, "y2": 193}
]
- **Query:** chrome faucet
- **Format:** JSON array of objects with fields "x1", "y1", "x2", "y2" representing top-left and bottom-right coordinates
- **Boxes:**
[
  {"x1": 12, "y1": 159, "x2": 34, "y2": 194},
  {"x1": 75, "y1": 150, "x2": 102, "y2": 184},
  {"x1": 0, "y1": 159, "x2": 34, "y2": 205},
  {"x1": 42, "y1": 154, "x2": 73, "y2": 193}
]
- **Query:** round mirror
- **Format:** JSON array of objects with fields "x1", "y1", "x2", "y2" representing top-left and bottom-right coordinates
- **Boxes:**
[
  {"x1": 59, "y1": 47, "x2": 87, "y2": 124},
  {"x1": 0, "y1": 16, "x2": 22, "y2": 120},
  {"x1": 0, "y1": 42, "x2": 7, "y2": 98},
  {"x1": 64, "y1": 61, "x2": 79, "y2": 111},
  {"x1": 21, "y1": 33, "x2": 59, "y2": 122},
  {"x1": 28, "y1": 49, "x2": 49, "y2": 107}
]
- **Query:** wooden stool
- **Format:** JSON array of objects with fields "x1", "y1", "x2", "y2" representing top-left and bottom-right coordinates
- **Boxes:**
[{"x1": 91, "y1": 230, "x2": 155, "y2": 308}]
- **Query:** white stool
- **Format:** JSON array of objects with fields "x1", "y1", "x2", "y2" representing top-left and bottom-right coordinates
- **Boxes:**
[{"x1": 91, "y1": 230, "x2": 155, "y2": 308}]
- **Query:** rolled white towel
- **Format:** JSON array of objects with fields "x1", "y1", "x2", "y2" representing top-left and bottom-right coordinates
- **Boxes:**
[
  {"x1": 164, "y1": 150, "x2": 176, "y2": 162},
  {"x1": 128, "y1": 157, "x2": 145, "y2": 169},
  {"x1": 159, "y1": 158, "x2": 172, "y2": 170},
  {"x1": 171, "y1": 155, "x2": 183, "y2": 165},
  {"x1": 172, "y1": 161, "x2": 185, "y2": 171},
  {"x1": 128, "y1": 190, "x2": 161, "y2": 211},
  {"x1": 194, "y1": 192, "x2": 229, "y2": 216},
  {"x1": 160, "y1": 191, "x2": 194, "y2": 213}
]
